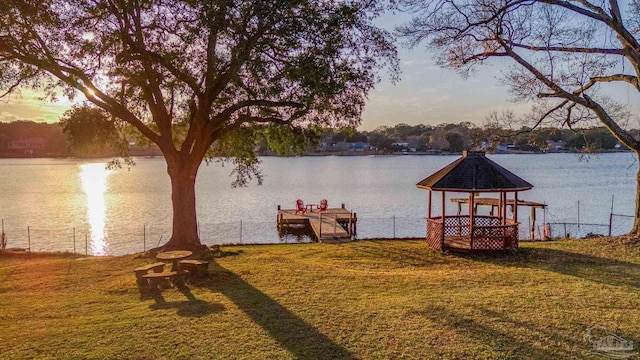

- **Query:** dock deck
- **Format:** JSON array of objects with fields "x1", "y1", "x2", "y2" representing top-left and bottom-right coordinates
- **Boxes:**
[{"x1": 277, "y1": 207, "x2": 356, "y2": 242}]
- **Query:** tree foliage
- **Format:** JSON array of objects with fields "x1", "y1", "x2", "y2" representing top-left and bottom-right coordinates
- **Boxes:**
[
  {"x1": 0, "y1": 0, "x2": 398, "y2": 250},
  {"x1": 0, "y1": 120, "x2": 69, "y2": 156},
  {"x1": 348, "y1": 122, "x2": 621, "y2": 153},
  {"x1": 59, "y1": 104, "x2": 127, "y2": 157}
]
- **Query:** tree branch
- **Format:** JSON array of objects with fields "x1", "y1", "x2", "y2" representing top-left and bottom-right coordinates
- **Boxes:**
[
  {"x1": 507, "y1": 41, "x2": 625, "y2": 56},
  {"x1": 217, "y1": 100, "x2": 304, "y2": 121}
]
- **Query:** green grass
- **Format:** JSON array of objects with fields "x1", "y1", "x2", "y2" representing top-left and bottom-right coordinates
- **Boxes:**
[{"x1": 1, "y1": 238, "x2": 640, "y2": 359}]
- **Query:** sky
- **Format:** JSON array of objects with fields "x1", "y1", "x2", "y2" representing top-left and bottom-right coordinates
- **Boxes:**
[
  {"x1": 0, "y1": 10, "x2": 637, "y2": 132},
  {"x1": 0, "y1": 47, "x2": 526, "y2": 132},
  {"x1": 359, "y1": 47, "x2": 530, "y2": 130}
]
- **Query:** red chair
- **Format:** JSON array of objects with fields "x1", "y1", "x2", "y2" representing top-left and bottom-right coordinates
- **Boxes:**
[
  {"x1": 316, "y1": 199, "x2": 328, "y2": 212},
  {"x1": 295, "y1": 199, "x2": 307, "y2": 214}
]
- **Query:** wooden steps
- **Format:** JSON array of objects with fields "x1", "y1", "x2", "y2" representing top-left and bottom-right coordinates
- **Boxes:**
[{"x1": 308, "y1": 214, "x2": 350, "y2": 241}]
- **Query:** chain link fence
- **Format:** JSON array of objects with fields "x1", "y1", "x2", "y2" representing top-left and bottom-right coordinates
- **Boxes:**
[{"x1": 0, "y1": 211, "x2": 636, "y2": 255}]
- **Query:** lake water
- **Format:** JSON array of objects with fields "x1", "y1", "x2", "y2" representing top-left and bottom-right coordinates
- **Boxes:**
[{"x1": 0, "y1": 153, "x2": 636, "y2": 255}]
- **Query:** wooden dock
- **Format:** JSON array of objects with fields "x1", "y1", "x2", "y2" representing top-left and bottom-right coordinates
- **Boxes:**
[{"x1": 277, "y1": 206, "x2": 357, "y2": 242}]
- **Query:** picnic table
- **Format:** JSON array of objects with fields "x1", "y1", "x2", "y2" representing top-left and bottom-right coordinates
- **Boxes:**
[{"x1": 156, "y1": 250, "x2": 193, "y2": 272}]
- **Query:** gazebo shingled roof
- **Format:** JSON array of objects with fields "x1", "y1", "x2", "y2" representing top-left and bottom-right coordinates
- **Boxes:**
[{"x1": 416, "y1": 151, "x2": 533, "y2": 192}]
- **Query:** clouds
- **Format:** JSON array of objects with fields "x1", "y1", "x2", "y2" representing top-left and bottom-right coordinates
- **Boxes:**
[
  {"x1": 0, "y1": 90, "x2": 73, "y2": 123},
  {"x1": 0, "y1": 111, "x2": 19, "y2": 122}
]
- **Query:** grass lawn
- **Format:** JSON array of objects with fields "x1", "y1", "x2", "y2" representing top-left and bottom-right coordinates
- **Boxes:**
[{"x1": 1, "y1": 238, "x2": 640, "y2": 359}]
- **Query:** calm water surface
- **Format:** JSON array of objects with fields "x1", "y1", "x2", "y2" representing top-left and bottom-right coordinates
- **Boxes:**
[{"x1": 0, "y1": 153, "x2": 636, "y2": 255}]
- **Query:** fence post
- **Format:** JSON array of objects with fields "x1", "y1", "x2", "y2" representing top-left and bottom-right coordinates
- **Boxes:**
[
  {"x1": 27, "y1": 225, "x2": 31, "y2": 252},
  {"x1": 576, "y1": 200, "x2": 581, "y2": 235},
  {"x1": 240, "y1": 219, "x2": 243, "y2": 243},
  {"x1": 353, "y1": 213, "x2": 357, "y2": 236},
  {"x1": 609, "y1": 213, "x2": 613, "y2": 237},
  {"x1": 609, "y1": 195, "x2": 614, "y2": 237},
  {"x1": 393, "y1": 215, "x2": 396, "y2": 239},
  {"x1": 319, "y1": 212, "x2": 322, "y2": 238}
]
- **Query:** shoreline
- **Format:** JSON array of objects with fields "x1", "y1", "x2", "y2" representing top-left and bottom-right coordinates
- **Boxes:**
[{"x1": 0, "y1": 148, "x2": 632, "y2": 159}]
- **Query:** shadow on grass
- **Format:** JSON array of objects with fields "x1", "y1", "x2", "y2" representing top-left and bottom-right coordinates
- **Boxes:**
[
  {"x1": 199, "y1": 262, "x2": 355, "y2": 360},
  {"x1": 414, "y1": 305, "x2": 579, "y2": 358},
  {"x1": 347, "y1": 241, "x2": 451, "y2": 266},
  {"x1": 469, "y1": 247, "x2": 640, "y2": 289},
  {"x1": 211, "y1": 249, "x2": 244, "y2": 258},
  {"x1": 145, "y1": 285, "x2": 225, "y2": 317}
]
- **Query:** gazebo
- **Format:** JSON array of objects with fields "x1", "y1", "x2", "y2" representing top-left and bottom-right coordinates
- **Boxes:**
[{"x1": 416, "y1": 151, "x2": 534, "y2": 252}]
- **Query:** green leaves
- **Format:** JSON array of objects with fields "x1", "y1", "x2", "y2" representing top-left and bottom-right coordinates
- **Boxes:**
[
  {"x1": 59, "y1": 104, "x2": 128, "y2": 158},
  {"x1": 1, "y1": 0, "x2": 398, "y2": 189}
]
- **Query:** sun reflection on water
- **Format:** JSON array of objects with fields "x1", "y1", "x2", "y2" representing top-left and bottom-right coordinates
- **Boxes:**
[{"x1": 80, "y1": 163, "x2": 111, "y2": 255}]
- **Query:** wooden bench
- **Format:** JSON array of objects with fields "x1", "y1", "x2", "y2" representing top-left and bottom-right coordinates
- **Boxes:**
[
  {"x1": 133, "y1": 262, "x2": 165, "y2": 287},
  {"x1": 134, "y1": 262, "x2": 165, "y2": 291},
  {"x1": 142, "y1": 271, "x2": 187, "y2": 290},
  {"x1": 178, "y1": 259, "x2": 209, "y2": 278}
]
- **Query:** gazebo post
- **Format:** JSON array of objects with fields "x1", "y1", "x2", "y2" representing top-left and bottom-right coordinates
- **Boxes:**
[
  {"x1": 513, "y1": 192, "x2": 518, "y2": 222},
  {"x1": 427, "y1": 190, "x2": 432, "y2": 219},
  {"x1": 497, "y1": 192, "x2": 503, "y2": 224},
  {"x1": 441, "y1": 191, "x2": 446, "y2": 248},
  {"x1": 502, "y1": 192, "x2": 508, "y2": 225},
  {"x1": 469, "y1": 191, "x2": 475, "y2": 249}
]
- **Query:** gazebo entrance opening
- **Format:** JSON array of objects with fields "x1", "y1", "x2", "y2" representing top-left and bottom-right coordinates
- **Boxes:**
[{"x1": 417, "y1": 151, "x2": 535, "y2": 253}]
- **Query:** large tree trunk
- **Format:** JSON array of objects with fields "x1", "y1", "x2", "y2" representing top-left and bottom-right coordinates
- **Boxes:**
[{"x1": 160, "y1": 157, "x2": 205, "y2": 253}]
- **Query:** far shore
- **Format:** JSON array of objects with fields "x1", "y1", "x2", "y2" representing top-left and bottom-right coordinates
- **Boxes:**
[{"x1": 0, "y1": 148, "x2": 632, "y2": 159}]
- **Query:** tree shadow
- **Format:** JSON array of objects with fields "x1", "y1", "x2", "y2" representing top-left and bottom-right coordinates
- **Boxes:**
[
  {"x1": 145, "y1": 285, "x2": 224, "y2": 318},
  {"x1": 476, "y1": 307, "x2": 588, "y2": 349},
  {"x1": 348, "y1": 241, "x2": 452, "y2": 266},
  {"x1": 412, "y1": 304, "x2": 581, "y2": 358},
  {"x1": 198, "y1": 262, "x2": 355, "y2": 359},
  {"x1": 468, "y1": 247, "x2": 640, "y2": 290}
]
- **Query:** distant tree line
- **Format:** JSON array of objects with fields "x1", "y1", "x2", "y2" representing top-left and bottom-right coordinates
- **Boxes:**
[
  {"x1": 0, "y1": 120, "x2": 634, "y2": 158},
  {"x1": 0, "y1": 120, "x2": 162, "y2": 158},
  {"x1": 0, "y1": 121, "x2": 69, "y2": 157},
  {"x1": 318, "y1": 122, "x2": 637, "y2": 154}
]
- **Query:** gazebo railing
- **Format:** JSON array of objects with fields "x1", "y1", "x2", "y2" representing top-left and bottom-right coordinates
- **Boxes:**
[
  {"x1": 426, "y1": 218, "x2": 443, "y2": 250},
  {"x1": 472, "y1": 220, "x2": 519, "y2": 250},
  {"x1": 426, "y1": 216, "x2": 519, "y2": 251}
]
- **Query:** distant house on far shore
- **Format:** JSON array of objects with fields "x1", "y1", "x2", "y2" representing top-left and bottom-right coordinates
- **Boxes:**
[
  {"x1": 7, "y1": 137, "x2": 46, "y2": 156},
  {"x1": 324, "y1": 141, "x2": 371, "y2": 152},
  {"x1": 392, "y1": 142, "x2": 409, "y2": 148},
  {"x1": 496, "y1": 143, "x2": 517, "y2": 152},
  {"x1": 546, "y1": 140, "x2": 566, "y2": 151},
  {"x1": 347, "y1": 141, "x2": 370, "y2": 152}
]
